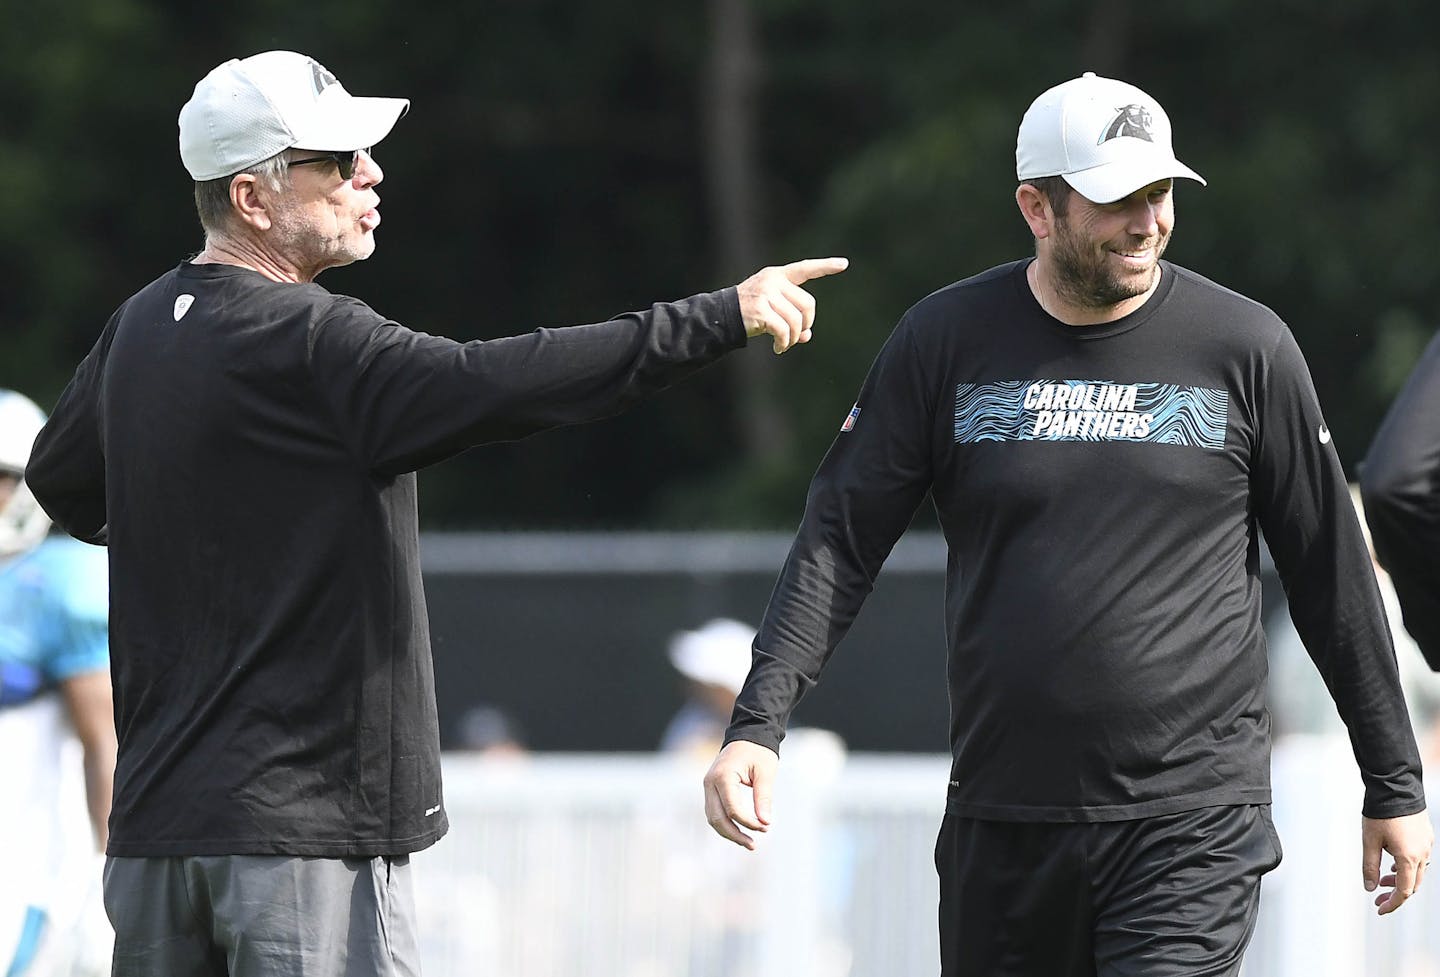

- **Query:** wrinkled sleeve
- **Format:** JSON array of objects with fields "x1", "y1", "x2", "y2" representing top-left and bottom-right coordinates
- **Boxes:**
[
  {"x1": 1251, "y1": 326, "x2": 1424, "y2": 818},
  {"x1": 307, "y1": 290, "x2": 745, "y2": 475},
  {"x1": 1361, "y1": 329, "x2": 1440, "y2": 670},
  {"x1": 726, "y1": 317, "x2": 934, "y2": 754}
]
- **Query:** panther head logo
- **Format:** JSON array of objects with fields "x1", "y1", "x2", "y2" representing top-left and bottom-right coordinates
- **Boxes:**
[
  {"x1": 310, "y1": 60, "x2": 338, "y2": 97},
  {"x1": 1099, "y1": 104, "x2": 1155, "y2": 144}
]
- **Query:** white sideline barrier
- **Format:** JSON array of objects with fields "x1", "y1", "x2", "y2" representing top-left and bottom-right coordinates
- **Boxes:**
[{"x1": 415, "y1": 736, "x2": 1439, "y2": 977}]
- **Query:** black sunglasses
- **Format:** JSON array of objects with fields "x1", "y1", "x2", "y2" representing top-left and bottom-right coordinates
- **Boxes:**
[{"x1": 289, "y1": 147, "x2": 370, "y2": 181}]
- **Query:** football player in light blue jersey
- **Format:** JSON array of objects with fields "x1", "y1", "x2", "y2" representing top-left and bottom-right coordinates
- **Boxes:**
[{"x1": 0, "y1": 390, "x2": 115, "y2": 977}]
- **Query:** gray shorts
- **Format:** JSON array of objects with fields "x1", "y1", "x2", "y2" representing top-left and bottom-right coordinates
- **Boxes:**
[{"x1": 103, "y1": 854, "x2": 421, "y2": 977}]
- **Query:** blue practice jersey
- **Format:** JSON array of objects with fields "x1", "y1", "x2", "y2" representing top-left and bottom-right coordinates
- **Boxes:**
[{"x1": 0, "y1": 537, "x2": 109, "y2": 705}]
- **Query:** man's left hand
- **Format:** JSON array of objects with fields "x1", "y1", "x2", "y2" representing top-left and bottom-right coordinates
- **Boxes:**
[{"x1": 1363, "y1": 810, "x2": 1434, "y2": 915}]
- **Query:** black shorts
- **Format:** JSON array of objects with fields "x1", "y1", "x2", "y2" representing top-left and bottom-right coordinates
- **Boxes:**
[{"x1": 935, "y1": 804, "x2": 1283, "y2": 977}]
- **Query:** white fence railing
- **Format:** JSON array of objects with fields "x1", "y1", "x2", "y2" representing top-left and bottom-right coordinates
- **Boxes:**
[{"x1": 415, "y1": 736, "x2": 1440, "y2": 977}]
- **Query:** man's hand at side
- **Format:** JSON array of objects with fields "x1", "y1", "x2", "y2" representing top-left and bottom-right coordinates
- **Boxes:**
[
  {"x1": 703, "y1": 739, "x2": 780, "y2": 850},
  {"x1": 1363, "y1": 809, "x2": 1434, "y2": 915}
]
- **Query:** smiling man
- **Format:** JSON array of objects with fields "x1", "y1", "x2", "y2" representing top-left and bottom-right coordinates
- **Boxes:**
[
  {"x1": 25, "y1": 50, "x2": 846, "y2": 977},
  {"x1": 704, "y1": 72, "x2": 1432, "y2": 977}
]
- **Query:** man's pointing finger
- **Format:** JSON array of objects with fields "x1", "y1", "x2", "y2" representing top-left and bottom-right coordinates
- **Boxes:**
[{"x1": 782, "y1": 257, "x2": 850, "y2": 285}]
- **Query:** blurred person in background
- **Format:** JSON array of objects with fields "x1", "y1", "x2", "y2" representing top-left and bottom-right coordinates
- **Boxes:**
[
  {"x1": 0, "y1": 390, "x2": 114, "y2": 977},
  {"x1": 662, "y1": 617, "x2": 852, "y2": 977},
  {"x1": 663, "y1": 616, "x2": 848, "y2": 764},
  {"x1": 1361, "y1": 329, "x2": 1440, "y2": 674},
  {"x1": 1360, "y1": 324, "x2": 1440, "y2": 760},
  {"x1": 24, "y1": 49, "x2": 845, "y2": 977},
  {"x1": 661, "y1": 618, "x2": 757, "y2": 759},
  {"x1": 454, "y1": 704, "x2": 528, "y2": 759},
  {"x1": 704, "y1": 72, "x2": 1432, "y2": 977},
  {"x1": 1267, "y1": 486, "x2": 1440, "y2": 760}
]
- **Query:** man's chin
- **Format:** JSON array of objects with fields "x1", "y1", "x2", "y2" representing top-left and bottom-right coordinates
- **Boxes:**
[
  {"x1": 339, "y1": 240, "x2": 378, "y2": 266},
  {"x1": 311, "y1": 248, "x2": 374, "y2": 279},
  {"x1": 1076, "y1": 270, "x2": 1156, "y2": 308},
  {"x1": 1108, "y1": 260, "x2": 1159, "y2": 292}
]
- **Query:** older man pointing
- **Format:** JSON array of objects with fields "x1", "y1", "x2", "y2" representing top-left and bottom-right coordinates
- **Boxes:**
[{"x1": 27, "y1": 50, "x2": 845, "y2": 977}]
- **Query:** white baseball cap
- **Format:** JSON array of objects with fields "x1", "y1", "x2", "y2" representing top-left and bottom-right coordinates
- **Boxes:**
[
  {"x1": 667, "y1": 618, "x2": 756, "y2": 695},
  {"x1": 0, "y1": 389, "x2": 51, "y2": 558},
  {"x1": 179, "y1": 51, "x2": 410, "y2": 181},
  {"x1": 1016, "y1": 72, "x2": 1205, "y2": 204}
]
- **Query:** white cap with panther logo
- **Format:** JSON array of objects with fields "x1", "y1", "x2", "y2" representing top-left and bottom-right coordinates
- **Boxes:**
[
  {"x1": 178, "y1": 51, "x2": 410, "y2": 182},
  {"x1": 1016, "y1": 71, "x2": 1205, "y2": 204}
]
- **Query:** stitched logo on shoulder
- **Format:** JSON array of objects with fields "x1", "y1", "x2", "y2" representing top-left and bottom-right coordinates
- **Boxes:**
[{"x1": 173, "y1": 295, "x2": 195, "y2": 322}]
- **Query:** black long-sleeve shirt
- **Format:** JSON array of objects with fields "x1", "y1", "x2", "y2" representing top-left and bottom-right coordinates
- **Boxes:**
[
  {"x1": 1362, "y1": 329, "x2": 1440, "y2": 670},
  {"x1": 27, "y1": 260, "x2": 745, "y2": 856},
  {"x1": 727, "y1": 259, "x2": 1424, "y2": 822}
]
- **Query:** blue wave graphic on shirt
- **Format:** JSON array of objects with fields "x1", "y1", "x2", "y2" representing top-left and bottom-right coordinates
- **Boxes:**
[{"x1": 954, "y1": 380, "x2": 1227, "y2": 449}]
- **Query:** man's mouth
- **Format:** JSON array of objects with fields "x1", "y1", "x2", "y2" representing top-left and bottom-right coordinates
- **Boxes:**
[{"x1": 1111, "y1": 244, "x2": 1156, "y2": 265}]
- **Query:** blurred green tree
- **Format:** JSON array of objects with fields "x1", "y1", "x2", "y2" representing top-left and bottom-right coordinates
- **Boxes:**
[{"x1": 2, "y1": 1, "x2": 1436, "y2": 529}]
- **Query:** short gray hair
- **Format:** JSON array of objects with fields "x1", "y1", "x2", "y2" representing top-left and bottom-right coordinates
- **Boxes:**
[{"x1": 192, "y1": 152, "x2": 293, "y2": 236}]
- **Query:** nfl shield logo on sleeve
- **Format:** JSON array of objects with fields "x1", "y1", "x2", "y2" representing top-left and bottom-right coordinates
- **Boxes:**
[{"x1": 840, "y1": 404, "x2": 861, "y2": 432}]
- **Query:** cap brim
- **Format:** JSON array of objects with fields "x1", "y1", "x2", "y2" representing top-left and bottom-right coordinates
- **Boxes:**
[
  {"x1": 291, "y1": 93, "x2": 410, "y2": 153},
  {"x1": 1063, "y1": 156, "x2": 1206, "y2": 204}
]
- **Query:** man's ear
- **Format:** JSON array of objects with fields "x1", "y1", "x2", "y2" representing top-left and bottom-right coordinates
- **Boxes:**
[
  {"x1": 1015, "y1": 183, "x2": 1053, "y2": 241},
  {"x1": 229, "y1": 174, "x2": 273, "y2": 231}
]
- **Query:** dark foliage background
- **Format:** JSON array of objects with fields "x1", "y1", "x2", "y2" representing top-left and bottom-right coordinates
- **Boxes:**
[{"x1": 3, "y1": 1, "x2": 1436, "y2": 529}]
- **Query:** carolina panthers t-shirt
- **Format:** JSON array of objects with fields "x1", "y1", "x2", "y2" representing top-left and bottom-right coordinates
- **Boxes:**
[{"x1": 728, "y1": 259, "x2": 1424, "y2": 822}]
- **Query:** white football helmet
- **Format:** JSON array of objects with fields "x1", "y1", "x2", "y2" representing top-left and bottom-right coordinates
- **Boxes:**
[{"x1": 0, "y1": 389, "x2": 51, "y2": 558}]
